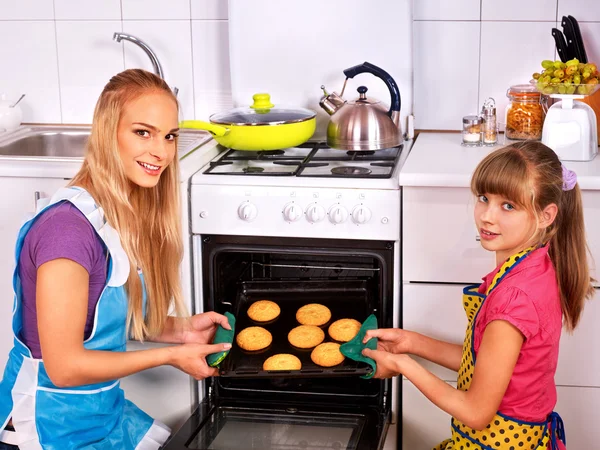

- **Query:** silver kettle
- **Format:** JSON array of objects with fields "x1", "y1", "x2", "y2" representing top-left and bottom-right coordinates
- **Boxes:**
[{"x1": 319, "y1": 61, "x2": 402, "y2": 150}]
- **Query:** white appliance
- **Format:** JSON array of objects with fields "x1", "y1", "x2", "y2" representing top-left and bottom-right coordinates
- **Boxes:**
[{"x1": 542, "y1": 94, "x2": 599, "y2": 161}]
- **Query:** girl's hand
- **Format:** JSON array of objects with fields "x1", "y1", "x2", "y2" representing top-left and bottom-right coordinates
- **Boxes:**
[
  {"x1": 182, "y1": 312, "x2": 232, "y2": 345},
  {"x1": 362, "y1": 348, "x2": 410, "y2": 378},
  {"x1": 363, "y1": 328, "x2": 413, "y2": 354},
  {"x1": 168, "y1": 342, "x2": 231, "y2": 379}
]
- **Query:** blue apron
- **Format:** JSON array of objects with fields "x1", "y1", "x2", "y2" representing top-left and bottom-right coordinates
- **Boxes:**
[{"x1": 0, "y1": 187, "x2": 170, "y2": 449}]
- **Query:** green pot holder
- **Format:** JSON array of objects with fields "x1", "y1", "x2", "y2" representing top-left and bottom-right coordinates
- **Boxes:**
[
  {"x1": 206, "y1": 312, "x2": 236, "y2": 368},
  {"x1": 339, "y1": 314, "x2": 378, "y2": 379}
]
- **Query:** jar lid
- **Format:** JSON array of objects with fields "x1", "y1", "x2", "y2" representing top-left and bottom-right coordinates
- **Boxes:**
[
  {"x1": 463, "y1": 115, "x2": 483, "y2": 125},
  {"x1": 506, "y1": 84, "x2": 541, "y2": 98}
]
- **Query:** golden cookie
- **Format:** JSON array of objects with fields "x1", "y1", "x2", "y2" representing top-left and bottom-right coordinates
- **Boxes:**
[
  {"x1": 236, "y1": 326, "x2": 272, "y2": 351},
  {"x1": 310, "y1": 342, "x2": 345, "y2": 367},
  {"x1": 296, "y1": 303, "x2": 331, "y2": 326},
  {"x1": 247, "y1": 300, "x2": 281, "y2": 323},
  {"x1": 263, "y1": 354, "x2": 302, "y2": 371},
  {"x1": 328, "y1": 318, "x2": 361, "y2": 342},
  {"x1": 288, "y1": 325, "x2": 325, "y2": 349}
]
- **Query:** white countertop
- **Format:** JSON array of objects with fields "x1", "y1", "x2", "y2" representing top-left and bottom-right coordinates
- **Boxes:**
[{"x1": 399, "y1": 132, "x2": 600, "y2": 190}]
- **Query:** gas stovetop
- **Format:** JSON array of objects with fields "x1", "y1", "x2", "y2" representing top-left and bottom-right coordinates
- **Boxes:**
[{"x1": 203, "y1": 142, "x2": 403, "y2": 178}]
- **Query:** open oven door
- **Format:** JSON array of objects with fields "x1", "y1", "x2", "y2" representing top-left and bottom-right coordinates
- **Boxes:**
[{"x1": 163, "y1": 396, "x2": 390, "y2": 450}]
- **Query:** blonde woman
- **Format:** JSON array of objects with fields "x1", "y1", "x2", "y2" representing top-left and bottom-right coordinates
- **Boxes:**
[{"x1": 0, "y1": 69, "x2": 231, "y2": 449}]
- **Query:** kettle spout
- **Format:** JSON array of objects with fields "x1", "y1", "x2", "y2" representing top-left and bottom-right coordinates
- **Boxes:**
[{"x1": 319, "y1": 86, "x2": 346, "y2": 116}]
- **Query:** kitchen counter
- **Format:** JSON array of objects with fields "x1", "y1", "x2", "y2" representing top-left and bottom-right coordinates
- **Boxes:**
[{"x1": 399, "y1": 132, "x2": 600, "y2": 190}]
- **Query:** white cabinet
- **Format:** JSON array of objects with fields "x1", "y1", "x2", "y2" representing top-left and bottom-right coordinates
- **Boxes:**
[
  {"x1": 0, "y1": 177, "x2": 68, "y2": 372},
  {"x1": 402, "y1": 380, "x2": 455, "y2": 450},
  {"x1": 555, "y1": 386, "x2": 600, "y2": 449}
]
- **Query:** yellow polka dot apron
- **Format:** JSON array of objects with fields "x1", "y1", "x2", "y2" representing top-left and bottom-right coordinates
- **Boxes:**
[{"x1": 434, "y1": 247, "x2": 567, "y2": 450}]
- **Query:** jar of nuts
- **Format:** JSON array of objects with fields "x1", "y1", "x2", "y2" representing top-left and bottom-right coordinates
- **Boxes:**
[
  {"x1": 462, "y1": 115, "x2": 483, "y2": 146},
  {"x1": 505, "y1": 84, "x2": 546, "y2": 141}
]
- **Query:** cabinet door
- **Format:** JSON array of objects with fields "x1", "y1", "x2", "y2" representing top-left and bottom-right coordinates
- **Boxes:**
[
  {"x1": 555, "y1": 386, "x2": 600, "y2": 449},
  {"x1": 403, "y1": 283, "x2": 467, "y2": 381},
  {"x1": 402, "y1": 379, "x2": 454, "y2": 450},
  {"x1": 582, "y1": 191, "x2": 600, "y2": 285},
  {"x1": 0, "y1": 177, "x2": 67, "y2": 372},
  {"x1": 556, "y1": 288, "x2": 600, "y2": 386},
  {"x1": 403, "y1": 187, "x2": 494, "y2": 283}
]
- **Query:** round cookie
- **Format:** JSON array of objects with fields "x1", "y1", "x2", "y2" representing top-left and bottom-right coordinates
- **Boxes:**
[
  {"x1": 263, "y1": 354, "x2": 302, "y2": 371},
  {"x1": 328, "y1": 318, "x2": 361, "y2": 342},
  {"x1": 247, "y1": 300, "x2": 281, "y2": 323},
  {"x1": 311, "y1": 342, "x2": 345, "y2": 367},
  {"x1": 296, "y1": 303, "x2": 331, "y2": 326},
  {"x1": 288, "y1": 325, "x2": 325, "y2": 349},
  {"x1": 236, "y1": 326, "x2": 272, "y2": 351}
]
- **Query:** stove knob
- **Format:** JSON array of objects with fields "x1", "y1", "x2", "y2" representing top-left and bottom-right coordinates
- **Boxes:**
[
  {"x1": 238, "y1": 201, "x2": 258, "y2": 222},
  {"x1": 328, "y1": 205, "x2": 348, "y2": 224},
  {"x1": 283, "y1": 202, "x2": 303, "y2": 222},
  {"x1": 305, "y1": 203, "x2": 326, "y2": 223},
  {"x1": 351, "y1": 205, "x2": 372, "y2": 224}
]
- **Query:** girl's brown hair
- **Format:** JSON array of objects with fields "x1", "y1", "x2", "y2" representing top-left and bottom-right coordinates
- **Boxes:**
[
  {"x1": 471, "y1": 141, "x2": 593, "y2": 330},
  {"x1": 70, "y1": 69, "x2": 186, "y2": 340}
]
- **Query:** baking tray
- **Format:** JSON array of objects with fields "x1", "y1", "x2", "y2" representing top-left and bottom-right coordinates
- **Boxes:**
[{"x1": 218, "y1": 279, "x2": 375, "y2": 378}]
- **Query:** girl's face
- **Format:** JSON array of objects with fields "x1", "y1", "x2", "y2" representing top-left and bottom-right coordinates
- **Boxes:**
[
  {"x1": 117, "y1": 91, "x2": 179, "y2": 188},
  {"x1": 474, "y1": 193, "x2": 539, "y2": 264}
]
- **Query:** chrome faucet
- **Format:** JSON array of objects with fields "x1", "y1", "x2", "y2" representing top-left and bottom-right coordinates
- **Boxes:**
[{"x1": 113, "y1": 32, "x2": 178, "y2": 96}]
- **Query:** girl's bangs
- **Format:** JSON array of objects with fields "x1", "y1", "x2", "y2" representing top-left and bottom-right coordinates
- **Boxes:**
[{"x1": 471, "y1": 151, "x2": 532, "y2": 208}]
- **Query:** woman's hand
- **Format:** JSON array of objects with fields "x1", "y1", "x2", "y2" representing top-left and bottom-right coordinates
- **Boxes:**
[
  {"x1": 363, "y1": 328, "x2": 413, "y2": 354},
  {"x1": 168, "y1": 342, "x2": 231, "y2": 379},
  {"x1": 181, "y1": 312, "x2": 232, "y2": 345},
  {"x1": 362, "y1": 348, "x2": 411, "y2": 378}
]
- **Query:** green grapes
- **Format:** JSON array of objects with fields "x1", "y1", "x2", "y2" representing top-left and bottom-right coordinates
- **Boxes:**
[{"x1": 533, "y1": 58, "x2": 600, "y2": 95}]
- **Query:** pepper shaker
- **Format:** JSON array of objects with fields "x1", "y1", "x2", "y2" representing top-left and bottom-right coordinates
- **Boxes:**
[{"x1": 481, "y1": 97, "x2": 498, "y2": 146}]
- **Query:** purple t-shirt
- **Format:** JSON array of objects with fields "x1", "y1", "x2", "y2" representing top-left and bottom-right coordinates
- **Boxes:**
[{"x1": 18, "y1": 202, "x2": 108, "y2": 358}]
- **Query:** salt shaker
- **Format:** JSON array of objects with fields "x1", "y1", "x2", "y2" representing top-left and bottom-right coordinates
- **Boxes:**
[
  {"x1": 480, "y1": 97, "x2": 497, "y2": 146},
  {"x1": 462, "y1": 115, "x2": 483, "y2": 146}
]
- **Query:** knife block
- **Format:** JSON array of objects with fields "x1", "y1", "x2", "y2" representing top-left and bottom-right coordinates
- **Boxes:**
[{"x1": 581, "y1": 89, "x2": 600, "y2": 146}]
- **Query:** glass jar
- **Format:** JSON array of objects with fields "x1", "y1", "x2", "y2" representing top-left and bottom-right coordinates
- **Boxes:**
[
  {"x1": 462, "y1": 115, "x2": 483, "y2": 146},
  {"x1": 481, "y1": 98, "x2": 498, "y2": 146},
  {"x1": 505, "y1": 84, "x2": 545, "y2": 141}
]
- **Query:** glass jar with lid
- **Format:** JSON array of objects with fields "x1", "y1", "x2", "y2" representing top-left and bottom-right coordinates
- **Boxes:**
[{"x1": 505, "y1": 84, "x2": 546, "y2": 141}]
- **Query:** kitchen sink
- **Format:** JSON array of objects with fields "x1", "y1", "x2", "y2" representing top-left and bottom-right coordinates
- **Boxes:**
[{"x1": 0, "y1": 125, "x2": 211, "y2": 160}]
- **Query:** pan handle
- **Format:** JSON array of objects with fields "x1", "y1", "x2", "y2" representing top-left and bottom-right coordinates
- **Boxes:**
[{"x1": 180, "y1": 120, "x2": 229, "y2": 137}]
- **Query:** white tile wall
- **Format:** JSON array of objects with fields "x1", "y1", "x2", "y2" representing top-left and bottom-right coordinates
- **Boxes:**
[
  {"x1": 414, "y1": 0, "x2": 599, "y2": 130},
  {"x1": 56, "y1": 21, "x2": 124, "y2": 123},
  {"x1": 121, "y1": 0, "x2": 191, "y2": 20},
  {"x1": 0, "y1": 21, "x2": 61, "y2": 122},
  {"x1": 191, "y1": 0, "x2": 228, "y2": 20},
  {"x1": 479, "y1": 22, "x2": 556, "y2": 127},
  {"x1": 122, "y1": 21, "x2": 195, "y2": 121},
  {"x1": 482, "y1": 0, "x2": 558, "y2": 21},
  {"x1": 0, "y1": 0, "x2": 54, "y2": 20},
  {"x1": 414, "y1": 0, "x2": 481, "y2": 21},
  {"x1": 191, "y1": 20, "x2": 232, "y2": 120},
  {"x1": 414, "y1": 21, "x2": 481, "y2": 130},
  {"x1": 54, "y1": 0, "x2": 121, "y2": 21}
]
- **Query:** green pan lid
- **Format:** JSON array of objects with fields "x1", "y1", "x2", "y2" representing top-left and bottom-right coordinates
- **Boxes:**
[
  {"x1": 206, "y1": 312, "x2": 236, "y2": 368},
  {"x1": 209, "y1": 93, "x2": 316, "y2": 126},
  {"x1": 339, "y1": 314, "x2": 378, "y2": 379}
]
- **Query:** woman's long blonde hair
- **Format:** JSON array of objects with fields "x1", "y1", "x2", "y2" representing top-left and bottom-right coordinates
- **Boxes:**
[
  {"x1": 471, "y1": 141, "x2": 594, "y2": 331},
  {"x1": 70, "y1": 69, "x2": 187, "y2": 340}
]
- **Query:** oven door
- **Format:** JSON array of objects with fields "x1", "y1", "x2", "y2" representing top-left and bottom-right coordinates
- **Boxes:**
[{"x1": 163, "y1": 397, "x2": 390, "y2": 450}]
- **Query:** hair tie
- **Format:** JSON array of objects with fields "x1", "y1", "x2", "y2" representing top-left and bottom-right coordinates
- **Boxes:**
[{"x1": 562, "y1": 164, "x2": 577, "y2": 191}]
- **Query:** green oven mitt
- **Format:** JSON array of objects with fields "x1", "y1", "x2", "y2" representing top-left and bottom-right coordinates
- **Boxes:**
[
  {"x1": 206, "y1": 312, "x2": 236, "y2": 367},
  {"x1": 340, "y1": 314, "x2": 378, "y2": 379}
]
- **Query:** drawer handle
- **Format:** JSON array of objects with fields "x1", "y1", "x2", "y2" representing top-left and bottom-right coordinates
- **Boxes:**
[
  {"x1": 34, "y1": 191, "x2": 41, "y2": 211},
  {"x1": 475, "y1": 233, "x2": 481, "y2": 242}
]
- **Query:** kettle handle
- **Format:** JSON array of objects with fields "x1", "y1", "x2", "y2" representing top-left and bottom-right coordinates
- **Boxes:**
[{"x1": 343, "y1": 61, "x2": 401, "y2": 118}]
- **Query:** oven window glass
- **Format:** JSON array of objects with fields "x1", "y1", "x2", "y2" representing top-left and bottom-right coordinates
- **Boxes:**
[{"x1": 188, "y1": 407, "x2": 365, "y2": 449}]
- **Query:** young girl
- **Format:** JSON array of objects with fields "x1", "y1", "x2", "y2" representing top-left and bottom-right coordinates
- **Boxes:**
[
  {"x1": 0, "y1": 69, "x2": 231, "y2": 449},
  {"x1": 364, "y1": 141, "x2": 593, "y2": 449}
]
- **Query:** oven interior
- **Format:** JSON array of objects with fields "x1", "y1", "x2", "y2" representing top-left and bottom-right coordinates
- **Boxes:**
[{"x1": 201, "y1": 235, "x2": 394, "y2": 408}]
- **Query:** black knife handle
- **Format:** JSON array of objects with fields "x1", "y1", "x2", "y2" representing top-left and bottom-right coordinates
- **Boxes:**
[
  {"x1": 552, "y1": 28, "x2": 569, "y2": 63},
  {"x1": 568, "y1": 15, "x2": 588, "y2": 63},
  {"x1": 562, "y1": 16, "x2": 582, "y2": 62}
]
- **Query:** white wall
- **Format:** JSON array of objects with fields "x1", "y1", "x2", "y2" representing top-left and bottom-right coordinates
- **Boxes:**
[
  {"x1": 0, "y1": 0, "x2": 232, "y2": 124},
  {"x1": 414, "y1": 0, "x2": 600, "y2": 130}
]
